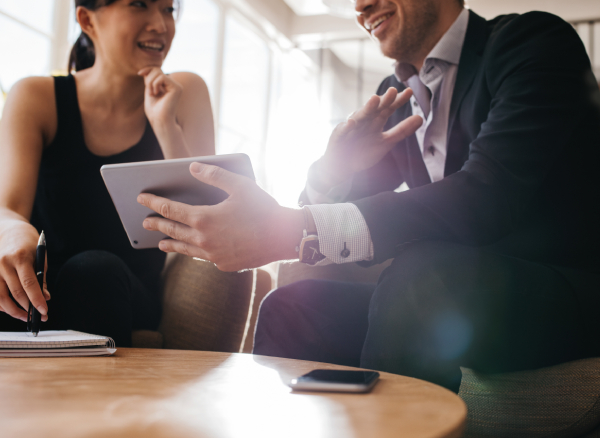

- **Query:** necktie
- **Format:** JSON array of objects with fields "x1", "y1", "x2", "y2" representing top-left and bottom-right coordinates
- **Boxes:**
[{"x1": 394, "y1": 63, "x2": 432, "y2": 120}]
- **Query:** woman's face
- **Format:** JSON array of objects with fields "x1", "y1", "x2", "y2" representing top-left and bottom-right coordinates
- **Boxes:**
[{"x1": 84, "y1": 0, "x2": 176, "y2": 73}]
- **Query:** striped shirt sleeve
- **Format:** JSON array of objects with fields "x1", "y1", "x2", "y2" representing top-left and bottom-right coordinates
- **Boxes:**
[{"x1": 305, "y1": 203, "x2": 374, "y2": 265}]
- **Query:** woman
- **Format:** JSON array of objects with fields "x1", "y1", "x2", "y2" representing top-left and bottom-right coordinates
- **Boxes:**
[{"x1": 0, "y1": 0, "x2": 215, "y2": 345}]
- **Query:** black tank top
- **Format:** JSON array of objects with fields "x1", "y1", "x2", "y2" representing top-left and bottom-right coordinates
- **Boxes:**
[{"x1": 30, "y1": 75, "x2": 166, "y2": 293}]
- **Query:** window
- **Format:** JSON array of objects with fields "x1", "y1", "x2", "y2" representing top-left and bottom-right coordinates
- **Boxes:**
[
  {"x1": 162, "y1": 0, "x2": 221, "y2": 99},
  {"x1": 0, "y1": 1, "x2": 54, "y2": 116},
  {"x1": 218, "y1": 14, "x2": 271, "y2": 188}
]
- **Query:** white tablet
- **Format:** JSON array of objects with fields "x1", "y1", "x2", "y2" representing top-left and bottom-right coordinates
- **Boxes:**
[{"x1": 100, "y1": 153, "x2": 255, "y2": 249}]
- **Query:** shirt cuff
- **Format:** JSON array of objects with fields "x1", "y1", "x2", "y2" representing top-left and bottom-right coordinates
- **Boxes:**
[
  {"x1": 305, "y1": 178, "x2": 353, "y2": 205},
  {"x1": 305, "y1": 203, "x2": 374, "y2": 266}
]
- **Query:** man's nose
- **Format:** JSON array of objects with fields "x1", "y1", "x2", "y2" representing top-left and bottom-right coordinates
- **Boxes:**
[{"x1": 355, "y1": 0, "x2": 375, "y2": 16}]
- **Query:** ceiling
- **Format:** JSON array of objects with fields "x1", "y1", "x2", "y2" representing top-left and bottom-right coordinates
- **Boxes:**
[
  {"x1": 285, "y1": 0, "x2": 600, "y2": 20},
  {"x1": 283, "y1": 0, "x2": 600, "y2": 75}
]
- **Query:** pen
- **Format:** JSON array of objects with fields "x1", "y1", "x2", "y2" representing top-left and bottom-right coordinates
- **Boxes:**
[{"x1": 27, "y1": 231, "x2": 46, "y2": 337}]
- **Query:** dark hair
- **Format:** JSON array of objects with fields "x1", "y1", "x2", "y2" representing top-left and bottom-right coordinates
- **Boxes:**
[
  {"x1": 68, "y1": 0, "x2": 180, "y2": 72},
  {"x1": 68, "y1": 0, "x2": 117, "y2": 72}
]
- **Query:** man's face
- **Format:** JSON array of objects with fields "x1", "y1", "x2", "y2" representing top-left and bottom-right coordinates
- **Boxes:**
[{"x1": 355, "y1": 0, "x2": 439, "y2": 62}]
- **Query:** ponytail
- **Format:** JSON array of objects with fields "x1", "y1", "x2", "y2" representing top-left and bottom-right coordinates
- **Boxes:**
[{"x1": 68, "y1": 32, "x2": 95, "y2": 72}]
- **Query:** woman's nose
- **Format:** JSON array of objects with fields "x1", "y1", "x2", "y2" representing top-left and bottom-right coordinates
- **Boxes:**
[{"x1": 147, "y1": 10, "x2": 168, "y2": 34}]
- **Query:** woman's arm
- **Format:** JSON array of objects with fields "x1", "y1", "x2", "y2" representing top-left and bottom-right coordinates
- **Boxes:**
[
  {"x1": 171, "y1": 72, "x2": 215, "y2": 157},
  {"x1": 0, "y1": 77, "x2": 55, "y2": 321},
  {"x1": 139, "y1": 68, "x2": 215, "y2": 159}
]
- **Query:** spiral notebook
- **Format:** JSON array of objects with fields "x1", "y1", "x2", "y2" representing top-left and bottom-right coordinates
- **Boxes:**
[{"x1": 0, "y1": 330, "x2": 116, "y2": 357}]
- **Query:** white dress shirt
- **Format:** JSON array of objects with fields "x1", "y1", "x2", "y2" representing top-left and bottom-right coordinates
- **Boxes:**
[{"x1": 304, "y1": 8, "x2": 469, "y2": 266}]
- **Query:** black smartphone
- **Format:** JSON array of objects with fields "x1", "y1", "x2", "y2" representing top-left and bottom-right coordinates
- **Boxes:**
[{"x1": 289, "y1": 369, "x2": 380, "y2": 393}]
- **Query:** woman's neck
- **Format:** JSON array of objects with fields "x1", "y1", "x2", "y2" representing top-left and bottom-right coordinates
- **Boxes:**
[{"x1": 74, "y1": 62, "x2": 146, "y2": 116}]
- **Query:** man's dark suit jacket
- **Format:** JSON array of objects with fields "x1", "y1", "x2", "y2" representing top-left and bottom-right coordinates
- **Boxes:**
[{"x1": 303, "y1": 10, "x2": 600, "y2": 279}]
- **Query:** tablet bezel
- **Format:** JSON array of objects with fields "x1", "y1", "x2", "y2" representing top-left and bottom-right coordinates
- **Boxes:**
[{"x1": 100, "y1": 153, "x2": 255, "y2": 249}]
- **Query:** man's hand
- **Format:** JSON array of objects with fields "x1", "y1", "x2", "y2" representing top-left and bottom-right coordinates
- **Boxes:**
[
  {"x1": 316, "y1": 87, "x2": 423, "y2": 188},
  {"x1": 137, "y1": 163, "x2": 304, "y2": 272}
]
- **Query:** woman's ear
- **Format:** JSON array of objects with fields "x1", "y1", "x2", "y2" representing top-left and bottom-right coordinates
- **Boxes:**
[{"x1": 76, "y1": 6, "x2": 96, "y2": 41}]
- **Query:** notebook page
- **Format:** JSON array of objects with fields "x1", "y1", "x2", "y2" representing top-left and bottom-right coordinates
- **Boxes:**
[
  {"x1": 0, "y1": 348, "x2": 115, "y2": 357},
  {"x1": 0, "y1": 330, "x2": 114, "y2": 349}
]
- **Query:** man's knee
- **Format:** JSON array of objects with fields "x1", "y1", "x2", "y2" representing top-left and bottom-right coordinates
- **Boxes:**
[
  {"x1": 376, "y1": 241, "x2": 479, "y2": 306},
  {"x1": 368, "y1": 241, "x2": 479, "y2": 356},
  {"x1": 260, "y1": 279, "x2": 320, "y2": 310}
]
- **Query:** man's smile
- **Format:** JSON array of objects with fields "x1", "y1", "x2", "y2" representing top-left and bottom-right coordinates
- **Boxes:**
[{"x1": 364, "y1": 11, "x2": 396, "y2": 37}]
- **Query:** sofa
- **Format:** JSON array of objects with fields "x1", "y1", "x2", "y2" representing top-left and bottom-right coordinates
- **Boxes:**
[{"x1": 135, "y1": 253, "x2": 600, "y2": 437}]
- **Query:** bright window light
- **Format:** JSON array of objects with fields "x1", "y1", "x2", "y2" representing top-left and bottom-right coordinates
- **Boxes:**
[
  {"x1": 264, "y1": 49, "x2": 331, "y2": 207},
  {"x1": 218, "y1": 15, "x2": 270, "y2": 187},
  {"x1": 0, "y1": 10, "x2": 51, "y2": 97},
  {"x1": 162, "y1": 0, "x2": 220, "y2": 100}
]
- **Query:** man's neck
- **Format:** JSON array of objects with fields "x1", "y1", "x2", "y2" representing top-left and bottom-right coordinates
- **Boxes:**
[{"x1": 405, "y1": 5, "x2": 464, "y2": 72}]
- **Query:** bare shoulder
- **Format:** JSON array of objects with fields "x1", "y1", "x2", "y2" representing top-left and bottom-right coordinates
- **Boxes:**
[
  {"x1": 8, "y1": 76, "x2": 54, "y2": 102},
  {"x1": 170, "y1": 72, "x2": 209, "y2": 97},
  {"x1": 4, "y1": 76, "x2": 56, "y2": 145}
]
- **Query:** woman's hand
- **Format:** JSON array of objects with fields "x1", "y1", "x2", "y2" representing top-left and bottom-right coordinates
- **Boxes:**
[
  {"x1": 316, "y1": 87, "x2": 423, "y2": 189},
  {"x1": 0, "y1": 220, "x2": 49, "y2": 322},
  {"x1": 138, "y1": 67, "x2": 183, "y2": 130}
]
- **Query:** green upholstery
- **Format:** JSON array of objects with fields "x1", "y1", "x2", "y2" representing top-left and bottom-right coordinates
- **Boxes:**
[{"x1": 459, "y1": 358, "x2": 600, "y2": 438}]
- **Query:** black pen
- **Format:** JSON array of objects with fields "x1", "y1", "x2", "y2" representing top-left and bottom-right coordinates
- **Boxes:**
[{"x1": 27, "y1": 231, "x2": 46, "y2": 336}]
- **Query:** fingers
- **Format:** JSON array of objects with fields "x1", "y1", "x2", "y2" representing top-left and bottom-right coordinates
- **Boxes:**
[
  {"x1": 14, "y1": 262, "x2": 47, "y2": 316},
  {"x1": 143, "y1": 216, "x2": 202, "y2": 246},
  {"x1": 390, "y1": 87, "x2": 414, "y2": 112},
  {"x1": 189, "y1": 162, "x2": 252, "y2": 196},
  {"x1": 137, "y1": 194, "x2": 196, "y2": 226},
  {"x1": 383, "y1": 114, "x2": 424, "y2": 144},
  {"x1": 0, "y1": 280, "x2": 27, "y2": 322},
  {"x1": 377, "y1": 87, "x2": 399, "y2": 110},
  {"x1": 138, "y1": 67, "x2": 170, "y2": 97},
  {"x1": 156, "y1": 238, "x2": 209, "y2": 260},
  {"x1": 43, "y1": 253, "x2": 50, "y2": 301},
  {"x1": 347, "y1": 87, "x2": 408, "y2": 127},
  {"x1": 348, "y1": 94, "x2": 381, "y2": 123}
]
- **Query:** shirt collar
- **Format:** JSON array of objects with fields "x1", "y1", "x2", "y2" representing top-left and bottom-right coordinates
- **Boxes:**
[
  {"x1": 427, "y1": 7, "x2": 469, "y2": 65},
  {"x1": 393, "y1": 7, "x2": 469, "y2": 81}
]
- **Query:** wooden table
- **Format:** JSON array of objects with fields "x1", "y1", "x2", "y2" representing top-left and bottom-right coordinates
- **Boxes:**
[{"x1": 0, "y1": 348, "x2": 466, "y2": 438}]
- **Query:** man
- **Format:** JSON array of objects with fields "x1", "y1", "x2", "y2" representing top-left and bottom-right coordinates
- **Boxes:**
[{"x1": 137, "y1": 0, "x2": 600, "y2": 391}]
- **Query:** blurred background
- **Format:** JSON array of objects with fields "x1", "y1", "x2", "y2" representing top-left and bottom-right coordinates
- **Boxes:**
[{"x1": 0, "y1": 0, "x2": 599, "y2": 207}]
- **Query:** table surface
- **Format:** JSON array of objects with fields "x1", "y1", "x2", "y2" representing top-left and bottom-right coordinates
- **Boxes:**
[{"x1": 0, "y1": 348, "x2": 466, "y2": 438}]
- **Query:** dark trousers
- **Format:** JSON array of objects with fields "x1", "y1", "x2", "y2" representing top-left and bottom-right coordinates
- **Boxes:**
[
  {"x1": 0, "y1": 250, "x2": 161, "y2": 347},
  {"x1": 254, "y1": 241, "x2": 600, "y2": 391}
]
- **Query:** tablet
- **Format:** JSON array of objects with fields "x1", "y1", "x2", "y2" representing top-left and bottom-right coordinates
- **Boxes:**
[{"x1": 100, "y1": 153, "x2": 255, "y2": 249}]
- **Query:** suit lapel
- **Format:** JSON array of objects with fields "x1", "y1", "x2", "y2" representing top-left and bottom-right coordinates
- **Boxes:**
[{"x1": 445, "y1": 11, "x2": 489, "y2": 176}]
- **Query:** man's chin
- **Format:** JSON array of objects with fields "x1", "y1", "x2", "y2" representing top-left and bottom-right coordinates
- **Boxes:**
[{"x1": 377, "y1": 40, "x2": 399, "y2": 61}]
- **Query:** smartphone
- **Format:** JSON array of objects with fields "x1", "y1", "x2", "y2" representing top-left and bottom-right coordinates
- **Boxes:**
[{"x1": 289, "y1": 369, "x2": 380, "y2": 393}]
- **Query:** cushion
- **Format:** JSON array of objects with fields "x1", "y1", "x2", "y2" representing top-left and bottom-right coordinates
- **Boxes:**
[
  {"x1": 158, "y1": 254, "x2": 253, "y2": 352},
  {"x1": 131, "y1": 330, "x2": 164, "y2": 349},
  {"x1": 459, "y1": 358, "x2": 600, "y2": 438}
]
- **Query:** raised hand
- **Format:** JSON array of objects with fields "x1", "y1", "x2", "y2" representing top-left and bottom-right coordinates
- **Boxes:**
[
  {"x1": 317, "y1": 87, "x2": 423, "y2": 189},
  {"x1": 138, "y1": 67, "x2": 183, "y2": 129}
]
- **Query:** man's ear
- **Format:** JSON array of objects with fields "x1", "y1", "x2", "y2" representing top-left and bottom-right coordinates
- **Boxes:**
[{"x1": 76, "y1": 6, "x2": 96, "y2": 41}]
